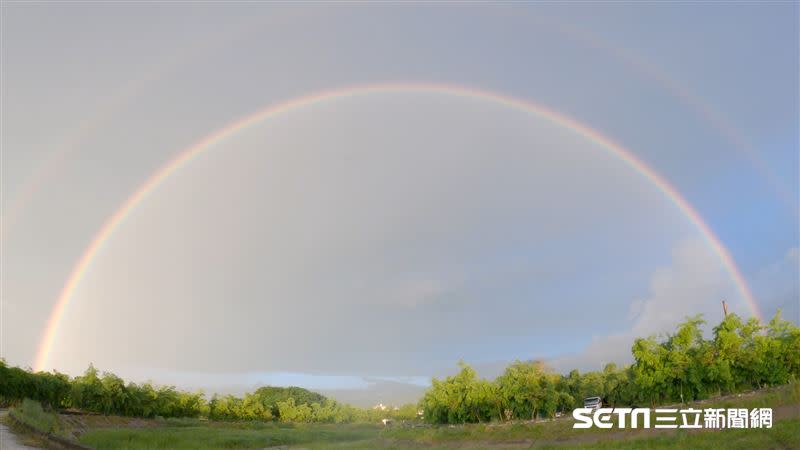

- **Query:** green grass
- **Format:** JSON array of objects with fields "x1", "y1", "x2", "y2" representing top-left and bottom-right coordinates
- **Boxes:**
[
  {"x1": 701, "y1": 381, "x2": 800, "y2": 410},
  {"x1": 79, "y1": 423, "x2": 382, "y2": 450},
  {"x1": 77, "y1": 384, "x2": 800, "y2": 449},
  {"x1": 80, "y1": 417, "x2": 800, "y2": 450},
  {"x1": 9, "y1": 398, "x2": 61, "y2": 434},
  {"x1": 380, "y1": 418, "x2": 623, "y2": 445},
  {"x1": 538, "y1": 417, "x2": 800, "y2": 450}
]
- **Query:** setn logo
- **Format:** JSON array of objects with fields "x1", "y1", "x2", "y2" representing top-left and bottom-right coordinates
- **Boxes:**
[
  {"x1": 573, "y1": 407, "x2": 773, "y2": 429},
  {"x1": 573, "y1": 408, "x2": 650, "y2": 429}
]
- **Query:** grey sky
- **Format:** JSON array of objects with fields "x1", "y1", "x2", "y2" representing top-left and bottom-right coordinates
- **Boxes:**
[{"x1": 2, "y1": 3, "x2": 797, "y2": 405}]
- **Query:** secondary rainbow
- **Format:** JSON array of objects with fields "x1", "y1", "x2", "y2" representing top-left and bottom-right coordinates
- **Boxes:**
[{"x1": 33, "y1": 82, "x2": 761, "y2": 372}]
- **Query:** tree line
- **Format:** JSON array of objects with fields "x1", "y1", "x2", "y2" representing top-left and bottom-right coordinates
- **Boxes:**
[
  {"x1": 0, "y1": 362, "x2": 417, "y2": 423},
  {"x1": 2, "y1": 310, "x2": 797, "y2": 425},
  {"x1": 420, "y1": 311, "x2": 800, "y2": 423}
]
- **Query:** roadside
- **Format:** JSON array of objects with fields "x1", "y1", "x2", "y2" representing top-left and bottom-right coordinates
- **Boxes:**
[{"x1": 0, "y1": 409, "x2": 42, "y2": 450}]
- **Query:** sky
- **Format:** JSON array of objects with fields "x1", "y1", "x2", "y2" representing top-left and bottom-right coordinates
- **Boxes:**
[{"x1": 1, "y1": 3, "x2": 798, "y2": 406}]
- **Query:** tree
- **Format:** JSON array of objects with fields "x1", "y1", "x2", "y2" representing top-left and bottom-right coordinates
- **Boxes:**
[
  {"x1": 497, "y1": 360, "x2": 551, "y2": 420},
  {"x1": 631, "y1": 336, "x2": 669, "y2": 405},
  {"x1": 277, "y1": 397, "x2": 313, "y2": 423},
  {"x1": 663, "y1": 315, "x2": 705, "y2": 403},
  {"x1": 71, "y1": 365, "x2": 104, "y2": 412},
  {"x1": 420, "y1": 361, "x2": 494, "y2": 424}
]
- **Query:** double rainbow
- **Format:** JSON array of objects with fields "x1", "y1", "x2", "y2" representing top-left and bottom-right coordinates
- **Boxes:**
[{"x1": 33, "y1": 83, "x2": 760, "y2": 372}]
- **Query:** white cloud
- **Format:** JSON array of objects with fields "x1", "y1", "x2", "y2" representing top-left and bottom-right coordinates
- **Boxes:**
[{"x1": 550, "y1": 237, "x2": 739, "y2": 372}]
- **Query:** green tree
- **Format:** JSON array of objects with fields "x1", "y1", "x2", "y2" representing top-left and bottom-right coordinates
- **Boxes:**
[
  {"x1": 497, "y1": 360, "x2": 550, "y2": 420},
  {"x1": 664, "y1": 315, "x2": 705, "y2": 403}
]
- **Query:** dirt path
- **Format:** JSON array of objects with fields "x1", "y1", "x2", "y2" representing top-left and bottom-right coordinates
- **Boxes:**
[{"x1": 0, "y1": 410, "x2": 40, "y2": 450}]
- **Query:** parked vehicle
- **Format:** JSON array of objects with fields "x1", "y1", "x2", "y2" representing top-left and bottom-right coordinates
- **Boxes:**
[{"x1": 583, "y1": 396, "x2": 602, "y2": 411}]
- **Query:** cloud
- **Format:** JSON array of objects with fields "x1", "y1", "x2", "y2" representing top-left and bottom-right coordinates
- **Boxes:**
[{"x1": 549, "y1": 237, "x2": 739, "y2": 372}]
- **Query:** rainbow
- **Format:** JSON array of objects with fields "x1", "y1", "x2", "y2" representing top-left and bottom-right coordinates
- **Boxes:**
[
  {"x1": 544, "y1": 18, "x2": 798, "y2": 217},
  {"x1": 33, "y1": 82, "x2": 761, "y2": 372}
]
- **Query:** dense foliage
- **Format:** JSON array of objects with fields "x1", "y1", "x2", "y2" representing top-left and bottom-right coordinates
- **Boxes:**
[
  {"x1": 421, "y1": 311, "x2": 800, "y2": 423},
  {"x1": 0, "y1": 363, "x2": 71, "y2": 409},
  {"x1": 0, "y1": 362, "x2": 417, "y2": 423}
]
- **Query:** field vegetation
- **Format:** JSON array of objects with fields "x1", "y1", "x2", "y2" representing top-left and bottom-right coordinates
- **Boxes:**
[
  {"x1": 1, "y1": 309, "x2": 798, "y2": 448},
  {"x1": 9, "y1": 398, "x2": 62, "y2": 434},
  {"x1": 67, "y1": 384, "x2": 800, "y2": 449},
  {"x1": 421, "y1": 310, "x2": 799, "y2": 423}
]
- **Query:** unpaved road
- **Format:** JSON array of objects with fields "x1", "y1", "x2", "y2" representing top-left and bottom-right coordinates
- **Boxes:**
[{"x1": 0, "y1": 410, "x2": 40, "y2": 450}]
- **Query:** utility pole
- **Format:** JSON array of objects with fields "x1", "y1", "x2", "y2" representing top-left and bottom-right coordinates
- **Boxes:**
[{"x1": 722, "y1": 300, "x2": 729, "y2": 318}]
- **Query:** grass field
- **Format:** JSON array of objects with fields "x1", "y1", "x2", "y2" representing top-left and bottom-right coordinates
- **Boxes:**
[
  {"x1": 66, "y1": 384, "x2": 800, "y2": 449},
  {"x1": 79, "y1": 423, "x2": 381, "y2": 450}
]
